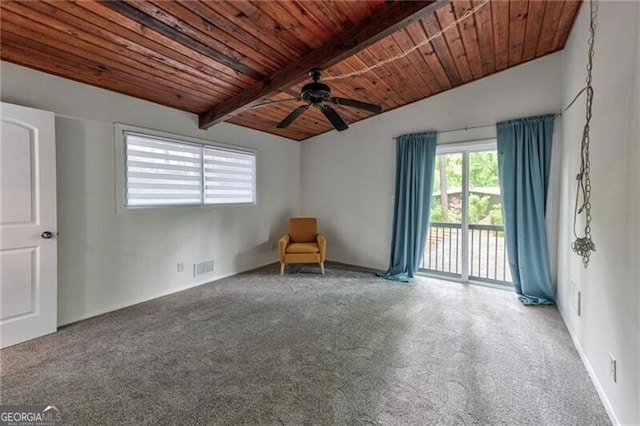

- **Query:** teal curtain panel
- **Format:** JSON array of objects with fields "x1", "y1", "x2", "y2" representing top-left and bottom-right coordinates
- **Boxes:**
[
  {"x1": 378, "y1": 132, "x2": 437, "y2": 282},
  {"x1": 497, "y1": 115, "x2": 555, "y2": 304}
]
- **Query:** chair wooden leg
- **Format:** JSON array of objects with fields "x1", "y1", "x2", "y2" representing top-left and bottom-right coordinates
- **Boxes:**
[
  {"x1": 320, "y1": 262, "x2": 325, "y2": 275},
  {"x1": 280, "y1": 263, "x2": 285, "y2": 276}
]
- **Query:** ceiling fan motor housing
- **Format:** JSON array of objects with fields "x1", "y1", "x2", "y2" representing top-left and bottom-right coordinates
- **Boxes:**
[{"x1": 301, "y1": 82, "x2": 331, "y2": 105}]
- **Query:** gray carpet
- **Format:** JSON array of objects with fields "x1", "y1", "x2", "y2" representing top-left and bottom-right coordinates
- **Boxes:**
[{"x1": 1, "y1": 263, "x2": 609, "y2": 425}]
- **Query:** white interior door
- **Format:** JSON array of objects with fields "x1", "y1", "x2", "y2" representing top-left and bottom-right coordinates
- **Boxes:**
[{"x1": 1, "y1": 102, "x2": 57, "y2": 348}]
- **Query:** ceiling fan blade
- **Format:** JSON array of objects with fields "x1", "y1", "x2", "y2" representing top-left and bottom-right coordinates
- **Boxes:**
[
  {"x1": 330, "y1": 97, "x2": 382, "y2": 114},
  {"x1": 320, "y1": 104, "x2": 348, "y2": 131},
  {"x1": 277, "y1": 104, "x2": 310, "y2": 128}
]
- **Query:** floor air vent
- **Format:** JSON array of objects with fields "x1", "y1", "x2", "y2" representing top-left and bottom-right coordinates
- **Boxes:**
[{"x1": 194, "y1": 260, "x2": 214, "y2": 277}]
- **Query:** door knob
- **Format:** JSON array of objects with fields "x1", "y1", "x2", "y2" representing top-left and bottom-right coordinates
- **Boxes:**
[{"x1": 41, "y1": 231, "x2": 56, "y2": 239}]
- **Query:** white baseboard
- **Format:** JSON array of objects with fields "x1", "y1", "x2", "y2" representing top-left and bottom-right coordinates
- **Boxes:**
[
  {"x1": 58, "y1": 259, "x2": 276, "y2": 327},
  {"x1": 557, "y1": 306, "x2": 620, "y2": 425},
  {"x1": 326, "y1": 257, "x2": 382, "y2": 272}
]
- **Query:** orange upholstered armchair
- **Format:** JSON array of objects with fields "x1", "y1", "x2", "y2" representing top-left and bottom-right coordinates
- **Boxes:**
[{"x1": 279, "y1": 218, "x2": 326, "y2": 275}]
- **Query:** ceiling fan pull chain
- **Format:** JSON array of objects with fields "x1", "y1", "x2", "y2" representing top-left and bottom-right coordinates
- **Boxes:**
[{"x1": 571, "y1": 0, "x2": 597, "y2": 268}]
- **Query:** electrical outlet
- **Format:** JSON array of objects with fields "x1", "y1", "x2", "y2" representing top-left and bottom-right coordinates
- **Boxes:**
[
  {"x1": 571, "y1": 281, "x2": 581, "y2": 316},
  {"x1": 610, "y1": 354, "x2": 617, "y2": 383},
  {"x1": 177, "y1": 262, "x2": 184, "y2": 273}
]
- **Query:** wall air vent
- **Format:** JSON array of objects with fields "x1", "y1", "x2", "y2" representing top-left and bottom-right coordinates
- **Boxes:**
[{"x1": 194, "y1": 260, "x2": 214, "y2": 277}]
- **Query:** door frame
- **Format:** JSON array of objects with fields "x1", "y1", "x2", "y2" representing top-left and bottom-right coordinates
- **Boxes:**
[{"x1": 421, "y1": 138, "x2": 508, "y2": 288}]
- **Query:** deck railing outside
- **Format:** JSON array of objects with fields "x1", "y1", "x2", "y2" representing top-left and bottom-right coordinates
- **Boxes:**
[{"x1": 419, "y1": 222, "x2": 512, "y2": 285}]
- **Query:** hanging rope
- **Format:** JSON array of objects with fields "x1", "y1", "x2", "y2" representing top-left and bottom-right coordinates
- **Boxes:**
[
  {"x1": 571, "y1": 0, "x2": 598, "y2": 268},
  {"x1": 324, "y1": 0, "x2": 490, "y2": 81}
]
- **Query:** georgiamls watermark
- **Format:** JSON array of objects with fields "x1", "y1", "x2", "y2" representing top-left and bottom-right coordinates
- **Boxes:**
[{"x1": 0, "y1": 405, "x2": 63, "y2": 426}]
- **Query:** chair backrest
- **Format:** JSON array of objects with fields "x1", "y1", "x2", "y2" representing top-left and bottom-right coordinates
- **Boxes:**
[{"x1": 289, "y1": 217, "x2": 318, "y2": 243}]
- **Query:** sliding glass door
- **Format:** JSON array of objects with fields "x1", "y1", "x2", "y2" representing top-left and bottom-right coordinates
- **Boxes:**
[{"x1": 419, "y1": 141, "x2": 511, "y2": 285}]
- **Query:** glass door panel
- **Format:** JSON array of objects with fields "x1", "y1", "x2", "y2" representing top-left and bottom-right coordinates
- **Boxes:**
[
  {"x1": 467, "y1": 151, "x2": 511, "y2": 284},
  {"x1": 420, "y1": 145, "x2": 511, "y2": 286},
  {"x1": 421, "y1": 153, "x2": 462, "y2": 278}
]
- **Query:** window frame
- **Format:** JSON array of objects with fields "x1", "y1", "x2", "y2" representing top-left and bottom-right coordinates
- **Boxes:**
[{"x1": 114, "y1": 123, "x2": 257, "y2": 213}]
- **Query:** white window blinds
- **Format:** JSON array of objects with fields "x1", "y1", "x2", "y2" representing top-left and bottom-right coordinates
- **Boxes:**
[
  {"x1": 124, "y1": 131, "x2": 255, "y2": 207},
  {"x1": 204, "y1": 147, "x2": 256, "y2": 205}
]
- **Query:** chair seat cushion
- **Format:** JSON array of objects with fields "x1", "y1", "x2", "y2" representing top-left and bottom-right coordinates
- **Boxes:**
[{"x1": 286, "y1": 242, "x2": 319, "y2": 254}]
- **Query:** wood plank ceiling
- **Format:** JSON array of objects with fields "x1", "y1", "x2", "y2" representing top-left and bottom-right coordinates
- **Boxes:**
[{"x1": 0, "y1": 0, "x2": 581, "y2": 141}]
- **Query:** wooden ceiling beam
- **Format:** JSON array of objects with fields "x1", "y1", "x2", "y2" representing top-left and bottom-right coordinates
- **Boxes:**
[
  {"x1": 98, "y1": 0, "x2": 263, "y2": 81},
  {"x1": 198, "y1": 0, "x2": 450, "y2": 130}
]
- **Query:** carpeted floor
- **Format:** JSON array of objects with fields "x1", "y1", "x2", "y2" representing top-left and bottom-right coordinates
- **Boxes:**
[{"x1": 1, "y1": 263, "x2": 610, "y2": 425}]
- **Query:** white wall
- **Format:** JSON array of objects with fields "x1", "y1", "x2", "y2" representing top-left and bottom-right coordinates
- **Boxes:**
[
  {"x1": 1, "y1": 62, "x2": 300, "y2": 326},
  {"x1": 557, "y1": 2, "x2": 639, "y2": 424},
  {"x1": 299, "y1": 53, "x2": 564, "y2": 270}
]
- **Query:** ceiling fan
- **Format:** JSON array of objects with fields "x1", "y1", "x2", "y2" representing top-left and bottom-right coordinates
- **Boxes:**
[{"x1": 271, "y1": 68, "x2": 383, "y2": 132}]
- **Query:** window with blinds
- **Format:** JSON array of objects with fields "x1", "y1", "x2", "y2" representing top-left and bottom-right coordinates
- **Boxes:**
[
  {"x1": 203, "y1": 147, "x2": 256, "y2": 205},
  {"x1": 124, "y1": 131, "x2": 255, "y2": 207}
]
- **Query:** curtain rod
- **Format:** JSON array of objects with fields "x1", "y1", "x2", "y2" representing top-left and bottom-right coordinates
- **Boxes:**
[
  {"x1": 392, "y1": 112, "x2": 562, "y2": 139},
  {"x1": 392, "y1": 86, "x2": 587, "y2": 140}
]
